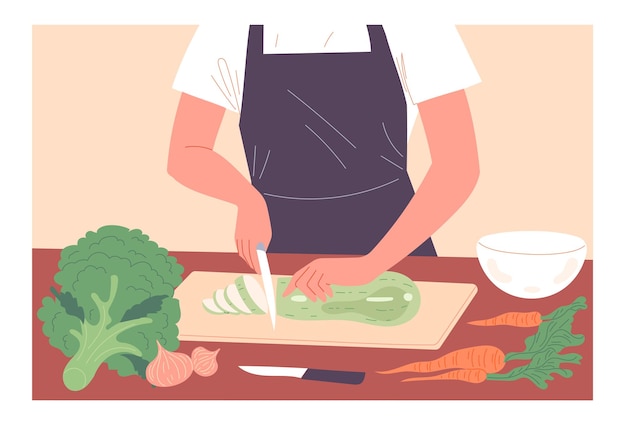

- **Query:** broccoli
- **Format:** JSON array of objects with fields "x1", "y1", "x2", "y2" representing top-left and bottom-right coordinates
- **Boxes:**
[{"x1": 37, "y1": 225, "x2": 185, "y2": 391}]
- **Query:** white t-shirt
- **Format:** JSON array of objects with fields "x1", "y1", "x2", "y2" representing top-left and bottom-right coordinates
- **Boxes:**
[{"x1": 173, "y1": 23, "x2": 481, "y2": 136}]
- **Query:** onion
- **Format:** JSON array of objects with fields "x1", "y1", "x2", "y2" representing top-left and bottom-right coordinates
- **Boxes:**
[
  {"x1": 191, "y1": 346, "x2": 220, "y2": 377},
  {"x1": 146, "y1": 340, "x2": 194, "y2": 387}
]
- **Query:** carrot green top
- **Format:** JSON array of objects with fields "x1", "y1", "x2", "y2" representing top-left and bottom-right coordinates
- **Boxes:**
[{"x1": 486, "y1": 296, "x2": 587, "y2": 389}]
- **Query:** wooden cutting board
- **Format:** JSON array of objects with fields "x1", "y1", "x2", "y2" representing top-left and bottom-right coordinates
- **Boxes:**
[{"x1": 174, "y1": 271, "x2": 477, "y2": 350}]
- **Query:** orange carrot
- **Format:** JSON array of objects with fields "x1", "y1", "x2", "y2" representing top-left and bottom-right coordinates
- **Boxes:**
[
  {"x1": 401, "y1": 369, "x2": 488, "y2": 384},
  {"x1": 376, "y1": 345, "x2": 505, "y2": 375},
  {"x1": 467, "y1": 311, "x2": 543, "y2": 327}
]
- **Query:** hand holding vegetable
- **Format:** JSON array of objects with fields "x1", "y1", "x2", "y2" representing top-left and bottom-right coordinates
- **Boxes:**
[{"x1": 283, "y1": 255, "x2": 386, "y2": 302}]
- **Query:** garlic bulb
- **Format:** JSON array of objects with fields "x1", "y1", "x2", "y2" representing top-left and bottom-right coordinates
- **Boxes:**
[
  {"x1": 191, "y1": 346, "x2": 220, "y2": 377},
  {"x1": 146, "y1": 341, "x2": 194, "y2": 387}
]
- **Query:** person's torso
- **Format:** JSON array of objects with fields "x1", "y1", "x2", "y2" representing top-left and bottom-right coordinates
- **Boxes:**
[{"x1": 236, "y1": 25, "x2": 436, "y2": 256}]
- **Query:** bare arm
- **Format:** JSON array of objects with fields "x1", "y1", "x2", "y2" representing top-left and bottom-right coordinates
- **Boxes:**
[
  {"x1": 168, "y1": 93, "x2": 257, "y2": 206},
  {"x1": 168, "y1": 93, "x2": 271, "y2": 272},
  {"x1": 284, "y1": 89, "x2": 479, "y2": 300},
  {"x1": 367, "y1": 89, "x2": 479, "y2": 268}
]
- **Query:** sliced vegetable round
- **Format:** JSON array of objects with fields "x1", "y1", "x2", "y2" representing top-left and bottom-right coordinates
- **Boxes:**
[
  {"x1": 214, "y1": 288, "x2": 239, "y2": 314},
  {"x1": 235, "y1": 275, "x2": 268, "y2": 314},
  {"x1": 202, "y1": 297, "x2": 224, "y2": 315},
  {"x1": 225, "y1": 282, "x2": 252, "y2": 314}
]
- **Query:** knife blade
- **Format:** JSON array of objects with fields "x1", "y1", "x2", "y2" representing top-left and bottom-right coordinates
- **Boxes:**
[
  {"x1": 256, "y1": 243, "x2": 276, "y2": 329},
  {"x1": 239, "y1": 365, "x2": 366, "y2": 385}
]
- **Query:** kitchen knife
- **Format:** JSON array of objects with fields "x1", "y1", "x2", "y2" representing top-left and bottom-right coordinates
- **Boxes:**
[
  {"x1": 256, "y1": 243, "x2": 277, "y2": 329},
  {"x1": 239, "y1": 365, "x2": 366, "y2": 385}
]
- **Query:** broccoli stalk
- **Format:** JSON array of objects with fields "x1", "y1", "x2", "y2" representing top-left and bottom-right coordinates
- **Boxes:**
[{"x1": 63, "y1": 275, "x2": 152, "y2": 391}]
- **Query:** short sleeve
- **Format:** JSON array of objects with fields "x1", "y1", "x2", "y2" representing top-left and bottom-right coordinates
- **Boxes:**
[
  {"x1": 385, "y1": 22, "x2": 481, "y2": 105},
  {"x1": 172, "y1": 24, "x2": 248, "y2": 112}
]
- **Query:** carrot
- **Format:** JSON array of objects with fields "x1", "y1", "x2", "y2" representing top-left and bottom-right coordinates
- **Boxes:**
[
  {"x1": 376, "y1": 345, "x2": 505, "y2": 375},
  {"x1": 467, "y1": 311, "x2": 543, "y2": 327},
  {"x1": 401, "y1": 369, "x2": 488, "y2": 384}
]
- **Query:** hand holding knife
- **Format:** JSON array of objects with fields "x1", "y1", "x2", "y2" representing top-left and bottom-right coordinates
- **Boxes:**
[{"x1": 246, "y1": 246, "x2": 365, "y2": 385}]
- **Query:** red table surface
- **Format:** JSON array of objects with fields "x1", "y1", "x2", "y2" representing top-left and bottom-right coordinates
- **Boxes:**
[{"x1": 32, "y1": 249, "x2": 593, "y2": 400}]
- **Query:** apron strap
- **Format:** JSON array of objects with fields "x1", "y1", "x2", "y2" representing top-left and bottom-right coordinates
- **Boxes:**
[
  {"x1": 366, "y1": 25, "x2": 390, "y2": 56},
  {"x1": 246, "y1": 25, "x2": 264, "y2": 59}
]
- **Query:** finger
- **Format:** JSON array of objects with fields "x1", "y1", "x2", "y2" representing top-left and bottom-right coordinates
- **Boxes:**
[
  {"x1": 242, "y1": 240, "x2": 256, "y2": 272},
  {"x1": 248, "y1": 241, "x2": 262, "y2": 274},
  {"x1": 236, "y1": 239, "x2": 246, "y2": 264},
  {"x1": 282, "y1": 263, "x2": 302, "y2": 297},
  {"x1": 236, "y1": 238, "x2": 252, "y2": 271},
  {"x1": 308, "y1": 270, "x2": 328, "y2": 301},
  {"x1": 292, "y1": 266, "x2": 318, "y2": 301},
  {"x1": 282, "y1": 280, "x2": 297, "y2": 297},
  {"x1": 318, "y1": 274, "x2": 333, "y2": 298},
  {"x1": 283, "y1": 265, "x2": 306, "y2": 297}
]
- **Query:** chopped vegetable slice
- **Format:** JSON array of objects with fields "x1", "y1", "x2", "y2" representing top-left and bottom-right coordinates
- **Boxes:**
[
  {"x1": 214, "y1": 288, "x2": 239, "y2": 314},
  {"x1": 202, "y1": 297, "x2": 224, "y2": 315},
  {"x1": 225, "y1": 282, "x2": 252, "y2": 314},
  {"x1": 235, "y1": 275, "x2": 268, "y2": 314}
]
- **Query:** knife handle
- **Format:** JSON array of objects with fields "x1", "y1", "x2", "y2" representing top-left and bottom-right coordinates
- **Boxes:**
[{"x1": 302, "y1": 368, "x2": 365, "y2": 385}]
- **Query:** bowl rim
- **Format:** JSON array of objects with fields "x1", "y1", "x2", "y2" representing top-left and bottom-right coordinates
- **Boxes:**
[
  {"x1": 476, "y1": 230, "x2": 587, "y2": 256},
  {"x1": 476, "y1": 241, "x2": 586, "y2": 256}
]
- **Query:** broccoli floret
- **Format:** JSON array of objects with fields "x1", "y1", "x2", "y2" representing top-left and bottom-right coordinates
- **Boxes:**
[{"x1": 37, "y1": 225, "x2": 184, "y2": 391}]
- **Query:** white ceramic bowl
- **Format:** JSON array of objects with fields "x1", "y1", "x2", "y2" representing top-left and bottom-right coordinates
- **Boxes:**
[{"x1": 476, "y1": 231, "x2": 587, "y2": 299}]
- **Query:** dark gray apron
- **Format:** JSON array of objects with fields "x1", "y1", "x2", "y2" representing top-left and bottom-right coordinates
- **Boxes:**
[{"x1": 239, "y1": 25, "x2": 436, "y2": 256}]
